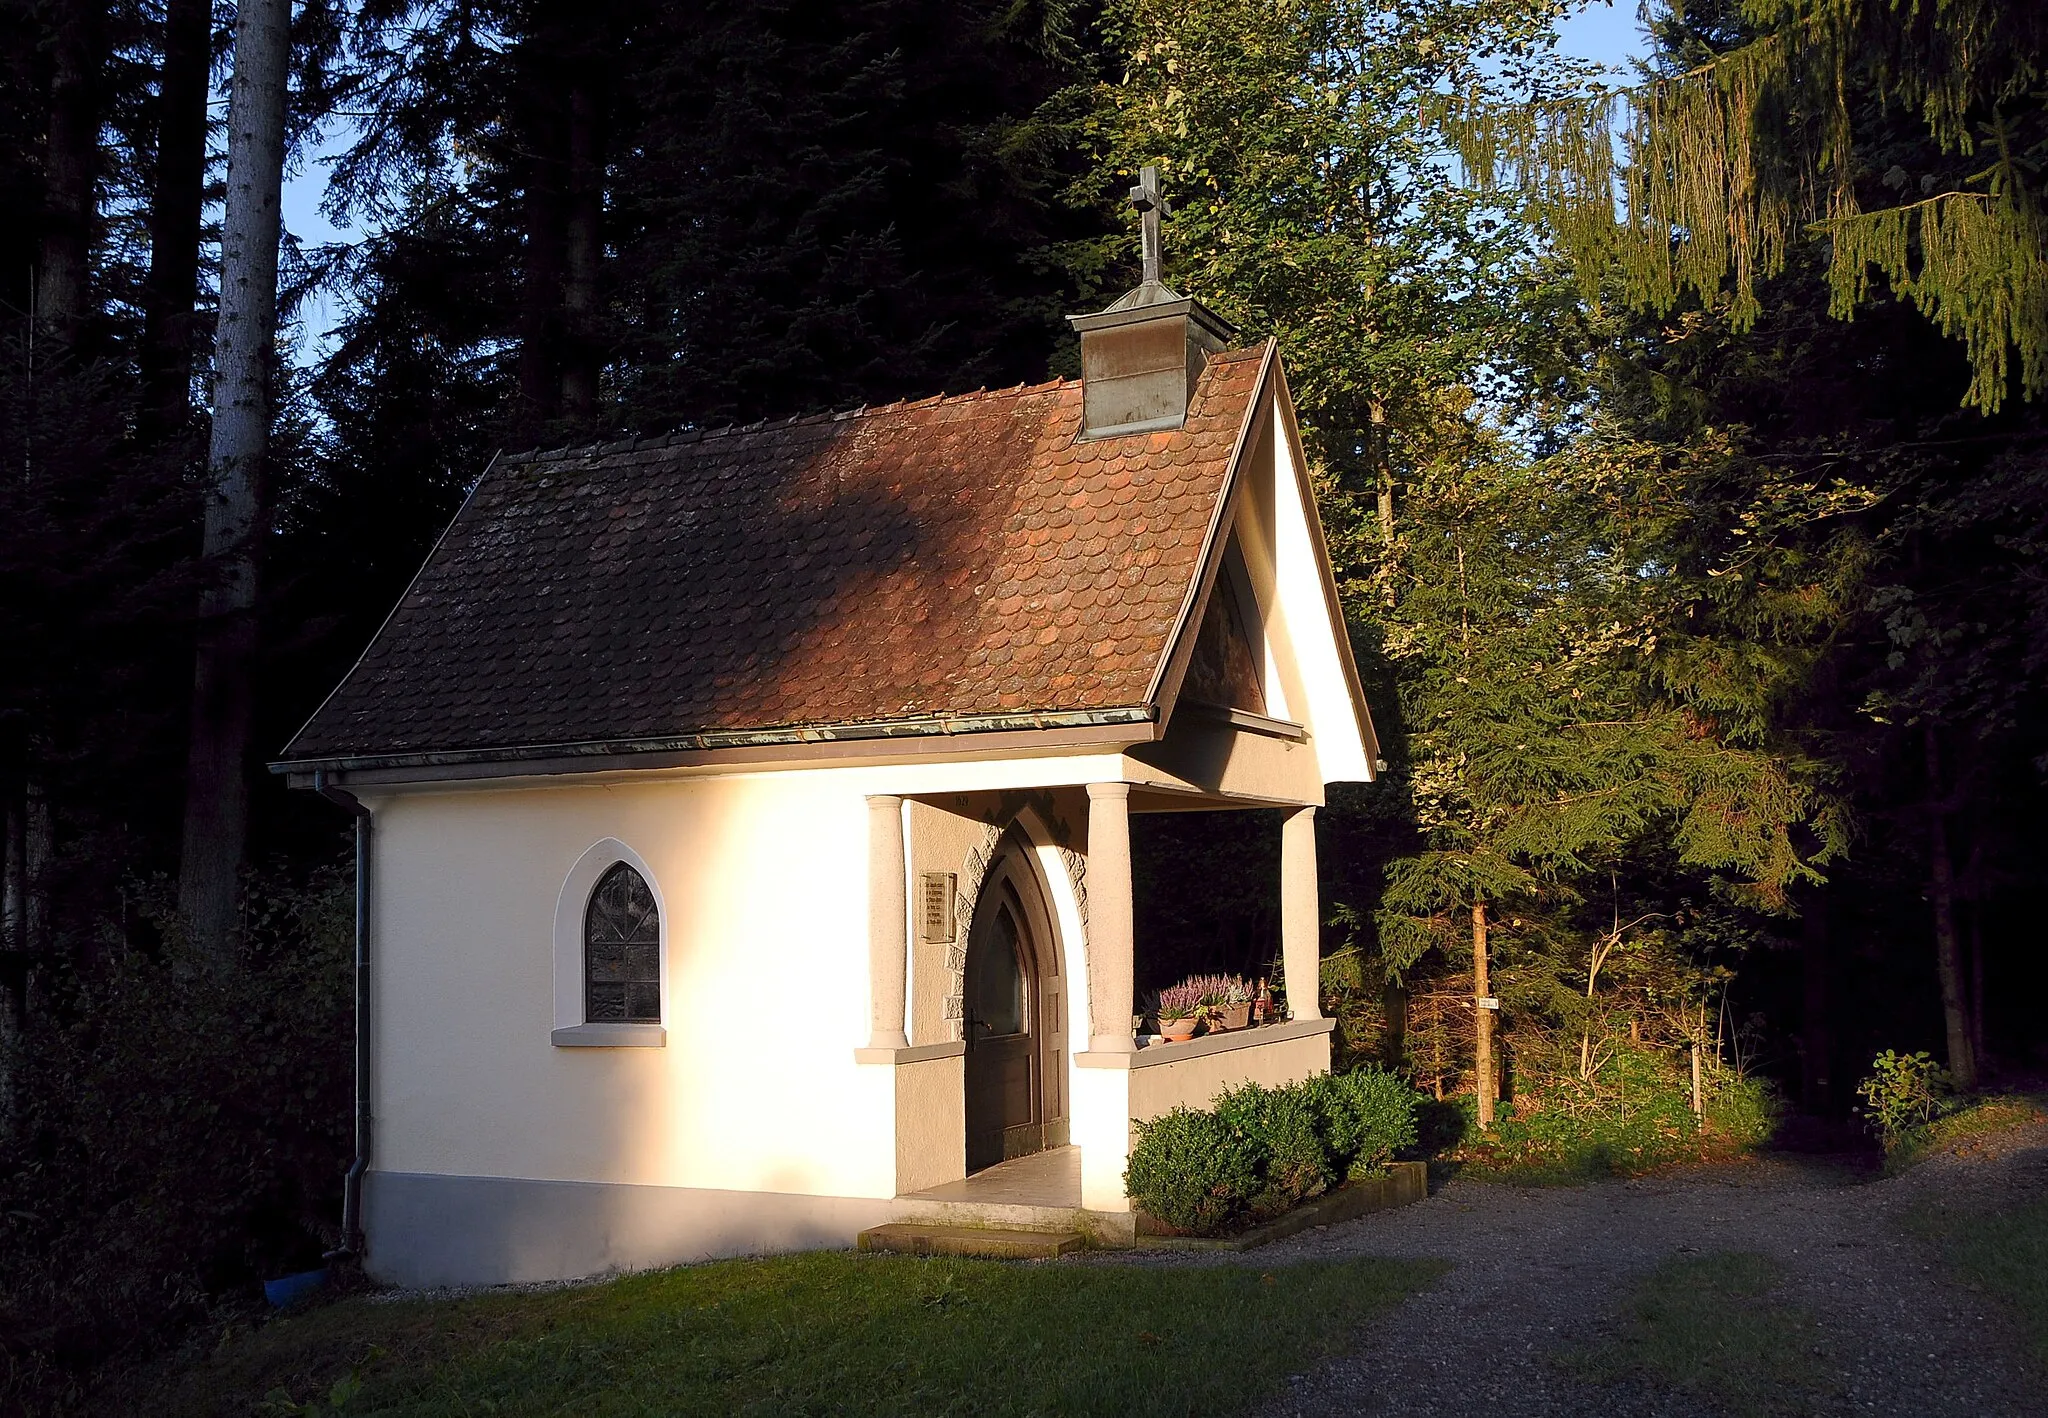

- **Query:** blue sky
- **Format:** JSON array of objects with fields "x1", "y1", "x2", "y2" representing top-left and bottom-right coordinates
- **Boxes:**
[
  {"x1": 1555, "y1": 0, "x2": 1648, "y2": 74},
  {"x1": 275, "y1": 3, "x2": 1650, "y2": 365}
]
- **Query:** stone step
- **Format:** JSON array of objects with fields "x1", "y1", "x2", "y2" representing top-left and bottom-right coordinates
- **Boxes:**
[{"x1": 857, "y1": 1223, "x2": 1084, "y2": 1260}]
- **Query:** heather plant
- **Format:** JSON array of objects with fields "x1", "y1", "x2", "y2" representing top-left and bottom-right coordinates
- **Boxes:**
[
  {"x1": 1155, "y1": 981, "x2": 1203, "y2": 1022},
  {"x1": 1184, "y1": 974, "x2": 1240, "y2": 1009}
]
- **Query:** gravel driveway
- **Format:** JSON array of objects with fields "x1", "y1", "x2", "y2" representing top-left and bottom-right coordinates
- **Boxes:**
[{"x1": 1126, "y1": 1124, "x2": 2048, "y2": 1417}]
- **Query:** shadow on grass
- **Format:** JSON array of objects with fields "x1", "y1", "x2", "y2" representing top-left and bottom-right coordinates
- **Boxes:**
[
  {"x1": 1556, "y1": 1251, "x2": 1841, "y2": 1418},
  {"x1": 111, "y1": 1250, "x2": 1447, "y2": 1418}
]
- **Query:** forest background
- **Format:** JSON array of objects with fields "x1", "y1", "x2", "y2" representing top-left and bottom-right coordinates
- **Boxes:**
[{"x1": 1, "y1": 0, "x2": 2044, "y2": 1399}]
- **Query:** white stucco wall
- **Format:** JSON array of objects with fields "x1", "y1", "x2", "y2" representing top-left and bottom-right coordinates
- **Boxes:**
[
  {"x1": 364, "y1": 752, "x2": 1134, "y2": 1205},
  {"x1": 369, "y1": 771, "x2": 892, "y2": 1198}
]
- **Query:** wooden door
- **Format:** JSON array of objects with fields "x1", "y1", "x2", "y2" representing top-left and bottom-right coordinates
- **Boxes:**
[{"x1": 964, "y1": 883, "x2": 1040, "y2": 1172}]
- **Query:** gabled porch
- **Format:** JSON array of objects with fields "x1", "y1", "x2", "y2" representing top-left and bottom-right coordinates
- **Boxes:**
[{"x1": 856, "y1": 745, "x2": 1337, "y2": 1245}]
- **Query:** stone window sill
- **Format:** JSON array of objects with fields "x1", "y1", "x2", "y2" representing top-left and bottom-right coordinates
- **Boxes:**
[{"x1": 552, "y1": 1022, "x2": 667, "y2": 1048}]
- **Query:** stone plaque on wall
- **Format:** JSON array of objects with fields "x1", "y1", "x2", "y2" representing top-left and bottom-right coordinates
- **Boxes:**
[{"x1": 920, "y1": 871, "x2": 957, "y2": 943}]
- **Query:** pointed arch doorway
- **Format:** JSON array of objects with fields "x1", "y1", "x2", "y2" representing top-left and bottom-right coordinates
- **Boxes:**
[{"x1": 962, "y1": 843, "x2": 1067, "y2": 1173}]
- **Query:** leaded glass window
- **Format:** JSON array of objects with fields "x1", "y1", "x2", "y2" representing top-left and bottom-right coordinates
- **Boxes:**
[{"x1": 585, "y1": 862, "x2": 660, "y2": 1023}]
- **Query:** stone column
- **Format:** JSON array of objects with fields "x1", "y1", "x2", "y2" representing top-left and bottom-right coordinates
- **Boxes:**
[
  {"x1": 1282, "y1": 806, "x2": 1323, "y2": 1021},
  {"x1": 1085, "y1": 782, "x2": 1137, "y2": 1053},
  {"x1": 866, "y1": 794, "x2": 909, "y2": 1051}
]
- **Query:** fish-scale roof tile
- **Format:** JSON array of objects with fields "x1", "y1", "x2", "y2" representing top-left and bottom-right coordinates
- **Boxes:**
[{"x1": 282, "y1": 346, "x2": 1269, "y2": 764}]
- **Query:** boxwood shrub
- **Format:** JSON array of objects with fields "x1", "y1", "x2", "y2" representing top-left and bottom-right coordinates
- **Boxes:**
[{"x1": 1125, "y1": 1067, "x2": 1420, "y2": 1236}]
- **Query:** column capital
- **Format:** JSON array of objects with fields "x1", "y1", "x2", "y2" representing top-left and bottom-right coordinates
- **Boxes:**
[
  {"x1": 1086, "y1": 780, "x2": 1132, "y2": 802},
  {"x1": 866, "y1": 792, "x2": 905, "y2": 809}
]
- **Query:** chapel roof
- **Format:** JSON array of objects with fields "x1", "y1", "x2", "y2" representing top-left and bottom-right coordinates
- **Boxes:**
[{"x1": 279, "y1": 343, "x2": 1276, "y2": 771}]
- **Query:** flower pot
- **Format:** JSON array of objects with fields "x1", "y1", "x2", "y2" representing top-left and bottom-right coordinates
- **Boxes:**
[
  {"x1": 1218, "y1": 1001, "x2": 1251, "y2": 1031},
  {"x1": 1160, "y1": 1016, "x2": 1198, "y2": 1043}
]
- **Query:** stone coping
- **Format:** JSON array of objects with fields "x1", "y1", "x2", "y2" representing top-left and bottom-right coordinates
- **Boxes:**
[
  {"x1": 853, "y1": 1040, "x2": 968, "y2": 1066},
  {"x1": 1073, "y1": 1015, "x2": 1334, "y2": 1070}
]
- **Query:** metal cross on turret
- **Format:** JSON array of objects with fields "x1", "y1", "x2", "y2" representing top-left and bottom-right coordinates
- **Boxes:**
[{"x1": 1129, "y1": 166, "x2": 1168, "y2": 287}]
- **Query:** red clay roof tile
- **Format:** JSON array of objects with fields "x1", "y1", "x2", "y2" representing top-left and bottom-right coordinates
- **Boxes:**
[{"x1": 282, "y1": 346, "x2": 1269, "y2": 765}]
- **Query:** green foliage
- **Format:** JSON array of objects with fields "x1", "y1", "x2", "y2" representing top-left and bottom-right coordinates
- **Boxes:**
[
  {"x1": 1302, "y1": 1067, "x2": 1420, "y2": 1176},
  {"x1": 1372, "y1": 438, "x2": 1845, "y2": 969},
  {"x1": 110, "y1": 1250, "x2": 1445, "y2": 1418},
  {"x1": 1449, "y1": 1041, "x2": 1777, "y2": 1183},
  {"x1": 1560, "y1": 1251, "x2": 1839, "y2": 1418},
  {"x1": 1121, "y1": 1105, "x2": 1264, "y2": 1235},
  {"x1": 1215, "y1": 1079, "x2": 1336, "y2": 1215},
  {"x1": 331, "y1": 0, "x2": 1100, "y2": 442},
  {"x1": 1444, "y1": 0, "x2": 2048, "y2": 411},
  {"x1": 1125, "y1": 1068, "x2": 1420, "y2": 1234},
  {"x1": 1854, "y1": 1048, "x2": 1957, "y2": 1149},
  {"x1": 1709, "y1": 1073, "x2": 1783, "y2": 1152},
  {"x1": 0, "y1": 871, "x2": 354, "y2": 1400},
  {"x1": 1065, "y1": 0, "x2": 1558, "y2": 503}
]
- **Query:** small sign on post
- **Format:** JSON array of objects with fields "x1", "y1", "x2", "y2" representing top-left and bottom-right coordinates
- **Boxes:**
[
  {"x1": 920, "y1": 872, "x2": 957, "y2": 943},
  {"x1": 1476, "y1": 997, "x2": 1500, "y2": 1010}
]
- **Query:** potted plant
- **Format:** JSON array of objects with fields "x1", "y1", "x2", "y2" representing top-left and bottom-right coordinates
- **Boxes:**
[
  {"x1": 1217, "y1": 976, "x2": 1253, "y2": 1032},
  {"x1": 1185, "y1": 974, "x2": 1249, "y2": 1032},
  {"x1": 1156, "y1": 982, "x2": 1201, "y2": 1042}
]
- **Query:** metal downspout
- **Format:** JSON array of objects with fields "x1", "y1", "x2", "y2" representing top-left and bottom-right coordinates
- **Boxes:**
[{"x1": 315, "y1": 770, "x2": 372, "y2": 1259}]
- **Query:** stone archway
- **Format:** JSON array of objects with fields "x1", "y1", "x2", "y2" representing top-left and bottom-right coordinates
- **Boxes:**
[{"x1": 961, "y1": 839, "x2": 1067, "y2": 1172}]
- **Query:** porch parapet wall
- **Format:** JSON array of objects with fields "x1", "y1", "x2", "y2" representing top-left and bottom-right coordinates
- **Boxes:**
[{"x1": 1073, "y1": 1016, "x2": 1333, "y2": 1069}]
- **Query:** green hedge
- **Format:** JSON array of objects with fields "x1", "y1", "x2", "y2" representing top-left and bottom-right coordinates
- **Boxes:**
[{"x1": 1124, "y1": 1068, "x2": 1419, "y2": 1236}]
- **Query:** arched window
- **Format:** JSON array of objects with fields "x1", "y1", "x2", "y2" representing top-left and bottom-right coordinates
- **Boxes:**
[{"x1": 585, "y1": 862, "x2": 660, "y2": 1023}]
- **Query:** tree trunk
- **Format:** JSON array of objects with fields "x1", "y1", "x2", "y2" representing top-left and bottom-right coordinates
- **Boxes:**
[
  {"x1": 138, "y1": 0, "x2": 216, "y2": 440},
  {"x1": 1371, "y1": 398, "x2": 1392, "y2": 541},
  {"x1": 1431, "y1": 993, "x2": 1444, "y2": 1100},
  {"x1": 1799, "y1": 888, "x2": 1832, "y2": 1112},
  {"x1": 23, "y1": 781, "x2": 48, "y2": 962},
  {"x1": 559, "y1": 69, "x2": 604, "y2": 420},
  {"x1": 1967, "y1": 903, "x2": 1988, "y2": 1073},
  {"x1": 178, "y1": 0, "x2": 291, "y2": 960},
  {"x1": 517, "y1": 75, "x2": 569, "y2": 428},
  {"x1": 1381, "y1": 976, "x2": 1407, "y2": 1069},
  {"x1": 36, "y1": 0, "x2": 103, "y2": 340},
  {"x1": 1922, "y1": 727, "x2": 1976, "y2": 1091},
  {"x1": 1473, "y1": 899, "x2": 1495, "y2": 1129},
  {"x1": 0, "y1": 766, "x2": 20, "y2": 1144}
]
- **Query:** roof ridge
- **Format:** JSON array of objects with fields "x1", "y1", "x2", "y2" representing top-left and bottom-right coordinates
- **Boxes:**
[{"x1": 497, "y1": 376, "x2": 1083, "y2": 466}]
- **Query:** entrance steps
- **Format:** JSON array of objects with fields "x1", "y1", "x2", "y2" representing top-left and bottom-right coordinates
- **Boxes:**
[
  {"x1": 882, "y1": 1147, "x2": 1138, "y2": 1248},
  {"x1": 857, "y1": 1222, "x2": 1083, "y2": 1260}
]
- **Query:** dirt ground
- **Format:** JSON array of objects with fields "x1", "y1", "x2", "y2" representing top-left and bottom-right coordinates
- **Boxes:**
[{"x1": 1127, "y1": 1122, "x2": 2048, "y2": 1417}]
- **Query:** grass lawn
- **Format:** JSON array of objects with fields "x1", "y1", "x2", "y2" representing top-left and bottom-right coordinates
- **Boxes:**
[
  {"x1": 1911, "y1": 1197, "x2": 2048, "y2": 1362},
  {"x1": 1558, "y1": 1251, "x2": 1838, "y2": 1418},
  {"x1": 120, "y1": 1250, "x2": 1444, "y2": 1417}
]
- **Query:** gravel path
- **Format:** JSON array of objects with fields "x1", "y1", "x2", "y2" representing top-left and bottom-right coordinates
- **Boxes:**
[{"x1": 1128, "y1": 1124, "x2": 2048, "y2": 1417}]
